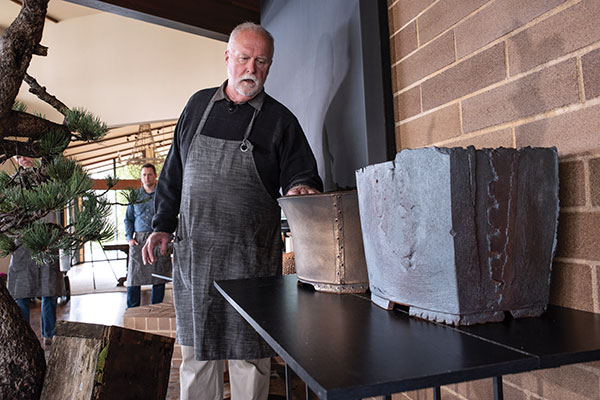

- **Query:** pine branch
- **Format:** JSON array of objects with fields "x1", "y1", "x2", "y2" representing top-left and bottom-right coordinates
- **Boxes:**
[
  {"x1": 0, "y1": 109, "x2": 70, "y2": 140},
  {"x1": 64, "y1": 108, "x2": 109, "y2": 141},
  {"x1": 23, "y1": 73, "x2": 69, "y2": 116},
  {"x1": 39, "y1": 128, "x2": 70, "y2": 157},
  {"x1": 33, "y1": 44, "x2": 47, "y2": 56},
  {"x1": 12, "y1": 100, "x2": 27, "y2": 112}
]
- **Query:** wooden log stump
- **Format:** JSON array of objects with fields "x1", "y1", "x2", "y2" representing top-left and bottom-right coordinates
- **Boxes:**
[{"x1": 41, "y1": 321, "x2": 174, "y2": 400}]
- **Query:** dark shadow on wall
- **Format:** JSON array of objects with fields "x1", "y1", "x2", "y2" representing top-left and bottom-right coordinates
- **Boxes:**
[
  {"x1": 321, "y1": 20, "x2": 358, "y2": 191},
  {"x1": 311, "y1": 25, "x2": 352, "y2": 191}
]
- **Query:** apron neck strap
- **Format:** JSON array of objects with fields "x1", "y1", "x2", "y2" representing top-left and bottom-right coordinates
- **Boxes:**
[
  {"x1": 197, "y1": 90, "x2": 260, "y2": 153},
  {"x1": 240, "y1": 109, "x2": 259, "y2": 153}
]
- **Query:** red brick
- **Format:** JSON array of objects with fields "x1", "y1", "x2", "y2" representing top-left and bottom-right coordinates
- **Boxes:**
[
  {"x1": 446, "y1": 378, "x2": 494, "y2": 399},
  {"x1": 172, "y1": 344, "x2": 182, "y2": 359},
  {"x1": 395, "y1": 31, "x2": 455, "y2": 90},
  {"x1": 394, "y1": 86, "x2": 421, "y2": 121},
  {"x1": 122, "y1": 316, "x2": 134, "y2": 329},
  {"x1": 391, "y1": 64, "x2": 399, "y2": 94},
  {"x1": 395, "y1": 124, "x2": 401, "y2": 152},
  {"x1": 508, "y1": 0, "x2": 600, "y2": 75},
  {"x1": 418, "y1": 0, "x2": 487, "y2": 45},
  {"x1": 146, "y1": 317, "x2": 158, "y2": 331},
  {"x1": 502, "y1": 384, "x2": 528, "y2": 400},
  {"x1": 391, "y1": 21, "x2": 418, "y2": 63},
  {"x1": 549, "y1": 262, "x2": 595, "y2": 312},
  {"x1": 506, "y1": 365, "x2": 600, "y2": 400},
  {"x1": 388, "y1": 5, "x2": 396, "y2": 36},
  {"x1": 389, "y1": 0, "x2": 435, "y2": 32},
  {"x1": 556, "y1": 211, "x2": 600, "y2": 261},
  {"x1": 398, "y1": 103, "x2": 461, "y2": 149},
  {"x1": 158, "y1": 315, "x2": 171, "y2": 331},
  {"x1": 396, "y1": 389, "x2": 433, "y2": 399},
  {"x1": 422, "y1": 42, "x2": 506, "y2": 111},
  {"x1": 456, "y1": 0, "x2": 565, "y2": 59},
  {"x1": 590, "y1": 157, "x2": 600, "y2": 207},
  {"x1": 515, "y1": 103, "x2": 600, "y2": 157},
  {"x1": 134, "y1": 317, "x2": 146, "y2": 330},
  {"x1": 443, "y1": 128, "x2": 513, "y2": 149},
  {"x1": 463, "y1": 58, "x2": 579, "y2": 133},
  {"x1": 559, "y1": 160, "x2": 586, "y2": 207},
  {"x1": 582, "y1": 47, "x2": 600, "y2": 101},
  {"x1": 586, "y1": 361, "x2": 600, "y2": 371}
]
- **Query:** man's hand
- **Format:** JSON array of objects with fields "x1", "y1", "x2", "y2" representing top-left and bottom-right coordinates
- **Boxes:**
[
  {"x1": 128, "y1": 239, "x2": 138, "y2": 246},
  {"x1": 285, "y1": 185, "x2": 320, "y2": 196},
  {"x1": 142, "y1": 232, "x2": 170, "y2": 265}
]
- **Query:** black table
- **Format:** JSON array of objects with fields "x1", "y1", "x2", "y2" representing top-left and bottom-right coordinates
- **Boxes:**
[
  {"x1": 214, "y1": 275, "x2": 600, "y2": 400},
  {"x1": 102, "y1": 243, "x2": 129, "y2": 286}
]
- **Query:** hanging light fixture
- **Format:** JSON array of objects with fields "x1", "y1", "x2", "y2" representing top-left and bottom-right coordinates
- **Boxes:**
[{"x1": 127, "y1": 123, "x2": 163, "y2": 165}]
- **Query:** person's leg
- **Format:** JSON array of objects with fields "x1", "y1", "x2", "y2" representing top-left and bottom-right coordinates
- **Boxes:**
[
  {"x1": 151, "y1": 283, "x2": 165, "y2": 304},
  {"x1": 228, "y1": 358, "x2": 271, "y2": 400},
  {"x1": 14, "y1": 297, "x2": 31, "y2": 323},
  {"x1": 179, "y1": 345, "x2": 224, "y2": 400},
  {"x1": 40, "y1": 296, "x2": 58, "y2": 338},
  {"x1": 126, "y1": 285, "x2": 141, "y2": 308}
]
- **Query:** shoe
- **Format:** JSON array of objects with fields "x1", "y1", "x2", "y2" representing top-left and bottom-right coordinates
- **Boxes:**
[{"x1": 42, "y1": 337, "x2": 52, "y2": 347}]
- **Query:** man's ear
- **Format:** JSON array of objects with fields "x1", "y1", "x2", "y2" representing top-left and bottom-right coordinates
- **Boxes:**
[{"x1": 224, "y1": 50, "x2": 230, "y2": 65}]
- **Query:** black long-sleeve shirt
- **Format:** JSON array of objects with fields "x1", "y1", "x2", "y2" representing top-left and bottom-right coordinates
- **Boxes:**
[{"x1": 153, "y1": 82, "x2": 323, "y2": 234}]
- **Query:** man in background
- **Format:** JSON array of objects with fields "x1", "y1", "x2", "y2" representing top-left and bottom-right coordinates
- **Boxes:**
[{"x1": 124, "y1": 163, "x2": 171, "y2": 308}]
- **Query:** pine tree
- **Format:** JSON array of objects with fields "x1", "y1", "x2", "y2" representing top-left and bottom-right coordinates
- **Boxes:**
[{"x1": 0, "y1": 1, "x2": 141, "y2": 397}]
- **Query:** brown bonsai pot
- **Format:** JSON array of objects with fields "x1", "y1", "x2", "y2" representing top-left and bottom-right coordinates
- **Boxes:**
[{"x1": 278, "y1": 190, "x2": 369, "y2": 293}]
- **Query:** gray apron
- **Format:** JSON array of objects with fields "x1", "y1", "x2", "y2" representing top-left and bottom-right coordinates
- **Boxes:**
[
  {"x1": 127, "y1": 231, "x2": 172, "y2": 286},
  {"x1": 173, "y1": 92, "x2": 282, "y2": 361},
  {"x1": 8, "y1": 247, "x2": 65, "y2": 299},
  {"x1": 7, "y1": 211, "x2": 65, "y2": 299}
]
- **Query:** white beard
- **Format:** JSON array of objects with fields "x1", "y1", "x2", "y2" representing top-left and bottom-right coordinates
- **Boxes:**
[{"x1": 234, "y1": 74, "x2": 263, "y2": 98}]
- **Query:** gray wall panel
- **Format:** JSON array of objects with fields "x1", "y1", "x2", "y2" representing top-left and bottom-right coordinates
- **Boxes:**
[{"x1": 262, "y1": 0, "x2": 381, "y2": 191}]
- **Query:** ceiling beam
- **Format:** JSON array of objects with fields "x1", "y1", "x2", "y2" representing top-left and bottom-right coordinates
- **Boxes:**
[
  {"x1": 64, "y1": 130, "x2": 174, "y2": 157},
  {"x1": 91, "y1": 179, "x2": 139, "y2": 190},
  {"x1": 72, "y1": 143, "x2": 171, "y2": 170},
  {"x1": 64, "y1": 0, "x2": 260, "y2": 41}
]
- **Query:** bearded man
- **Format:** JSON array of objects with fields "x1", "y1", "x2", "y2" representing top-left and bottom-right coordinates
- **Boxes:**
[{"x1": 143, "y1": 22, "x2": 322, "y2": 400}]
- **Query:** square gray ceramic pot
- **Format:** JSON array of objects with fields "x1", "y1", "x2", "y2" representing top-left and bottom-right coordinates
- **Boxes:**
[{"x1": 355, "y1": 146, "x2": 559, "y2": 325}]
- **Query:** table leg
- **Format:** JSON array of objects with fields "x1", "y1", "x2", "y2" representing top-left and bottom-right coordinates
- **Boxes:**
[
  {"x1": 306, "y1": 384, "x2": 317, "y2": 399},
  {"x1": 433, "y1": 386, "x2": 441, "y2": 399},
  {"x1": 494, "y1": 376, "x2": 504, "y2": 400},
  {"x1": 285, "y1": 363, "x2": 293, "y2": 400}
]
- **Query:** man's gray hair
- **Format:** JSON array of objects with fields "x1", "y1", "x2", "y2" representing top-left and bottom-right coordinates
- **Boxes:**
[{"x1": 228, "y1": 22, "x2": 274, "y2": 59}]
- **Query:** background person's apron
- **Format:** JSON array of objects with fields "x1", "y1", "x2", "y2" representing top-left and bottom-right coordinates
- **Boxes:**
[
  {"x1": 8, "y1": 247, "x2": 65, "y2": 299},
  {"x1": 173, "y1": 94, "x2": 282, "y2": 360},
  {"x1": 127, "y1": 231, "x2": 172, "y2": 286},
  {"x1": 7, "y1": 211, "x2": 65, "y2": 299}
]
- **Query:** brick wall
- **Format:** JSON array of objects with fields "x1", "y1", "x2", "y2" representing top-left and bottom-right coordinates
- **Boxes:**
[{"x1": 387, "y1": 0, "x2": 600, "y2": 398}]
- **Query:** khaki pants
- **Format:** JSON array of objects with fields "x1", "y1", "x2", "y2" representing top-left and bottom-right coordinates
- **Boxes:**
[{"x1": 180, "y1": 345, "x2": 271, "y2": 400}]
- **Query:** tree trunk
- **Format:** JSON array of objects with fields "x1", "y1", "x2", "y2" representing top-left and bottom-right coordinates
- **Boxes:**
[
  {"x1": 0, "y1": 284, "x2": 46, "y2": 399},
  {"x1": 0, "y1": 0, "x2": 49, "y2": 122}
]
